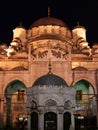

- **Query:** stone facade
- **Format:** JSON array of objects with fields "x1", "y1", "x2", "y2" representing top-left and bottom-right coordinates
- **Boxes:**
[{"x1": 0, "y1": 16, "x2": 98, "y2": 130}]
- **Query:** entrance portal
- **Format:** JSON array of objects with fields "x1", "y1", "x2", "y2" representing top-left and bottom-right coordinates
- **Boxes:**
[{"x1": 44, "y1": 112, "x2": 57, "y2": 130}]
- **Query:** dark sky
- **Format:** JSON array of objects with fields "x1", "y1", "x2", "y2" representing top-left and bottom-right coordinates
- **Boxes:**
[{"x1": 0, "y1": 0, "x2": 98, "y2": 47}]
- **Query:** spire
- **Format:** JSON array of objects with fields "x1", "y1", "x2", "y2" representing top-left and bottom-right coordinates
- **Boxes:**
[
  {"x1": 48, "y1": 7, "x2": 50, "y2": 17},
  {"x1": 48, "y1": 59, "x2": 52, "y2": 74},
  {"x1": 19, "y1": 21, "x2": 22, "y2": 27},
  {"x1": 77, "y1": 21, "x2": 80, "y2": 26}
]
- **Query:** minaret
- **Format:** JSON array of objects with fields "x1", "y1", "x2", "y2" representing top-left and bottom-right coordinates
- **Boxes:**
[
  {"x1": 72, "y1": 21, "x2": 87, "y2": 41},
  {"x1": 72, "y1": 21, "x2": 89, "y2": 48},
  {"x1": 12, "y1": 22, "x2": 27, "y2": 46}
]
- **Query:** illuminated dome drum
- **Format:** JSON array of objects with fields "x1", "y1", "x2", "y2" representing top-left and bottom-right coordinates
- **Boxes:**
[{"x1": 27, "y1": 16, "x2": 72, "y2": 60}]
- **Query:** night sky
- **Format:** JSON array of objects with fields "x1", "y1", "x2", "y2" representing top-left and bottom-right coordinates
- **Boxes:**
[{"x1": 0, "y1": 0, "x2": 98, "y2": 47}]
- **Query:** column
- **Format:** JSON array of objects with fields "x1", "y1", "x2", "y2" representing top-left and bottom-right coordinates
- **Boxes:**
[
  {"x1": 0, "y1": 97, "x2": 4, "y2": 129},
  {"x1": 38, "y1": 107, "x2": 44, "y2": 130},
  {"x1": 58, "y1": 107, "x2": 63, "y2": 130},
  {"x1": 27, "y1": 113, "x2": 31, "y2": 130},
  {"x1": 70, "y1": 113, "x2": 75, "y2": 130}
]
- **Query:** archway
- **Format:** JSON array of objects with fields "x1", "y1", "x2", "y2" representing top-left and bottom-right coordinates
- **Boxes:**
[
  {"x1": 44, "y1": 112, "x2": 57, "y2": 130},
  {"x1": 73, "y1": 80, "x2": 97, "y2": 130},
  {"x1": 4, "y1": 80, "x2": 26, "y2": 128},
  {"x1": 73, "y1": 80, "x2": 95, "y2": 115}
]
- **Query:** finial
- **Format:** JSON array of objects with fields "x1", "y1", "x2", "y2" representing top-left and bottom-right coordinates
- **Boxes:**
[
  {"x1": 48, "y1": 7, "x2": 50, "y2": 17},
  {"x1": 19, "y1": 21, "x2": 22, "y2": 27},
  {"x1": 48, "y1": 59, "x2": 52, "y2": 74}
]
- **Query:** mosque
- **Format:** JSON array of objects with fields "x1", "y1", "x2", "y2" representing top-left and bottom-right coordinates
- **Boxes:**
[{"x1": 0, "y1": 8, "x2": 98, "y2": 130}]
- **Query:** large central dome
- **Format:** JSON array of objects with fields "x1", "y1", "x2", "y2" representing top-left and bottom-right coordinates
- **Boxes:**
[
  {"x1": 33, "y1": 73, "x2": 68, "y2": 86},
  {"x1": 30, "y1": 17, "x2": 68, "y2": 28}
]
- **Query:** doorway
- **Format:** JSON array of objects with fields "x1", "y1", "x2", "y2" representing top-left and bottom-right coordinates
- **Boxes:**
[{"x1": 44, "y1": 112, "x2": 57, "y2": 130}]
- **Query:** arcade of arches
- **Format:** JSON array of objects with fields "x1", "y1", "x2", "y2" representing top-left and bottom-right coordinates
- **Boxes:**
[{"x1": 0, "y1": 78, "x2": 97, "y2": 130}]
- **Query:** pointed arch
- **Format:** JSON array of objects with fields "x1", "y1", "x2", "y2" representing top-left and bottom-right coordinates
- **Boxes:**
[
  {"x1": 44, "y1": 99, "x2": 57, "y2": 113},
  {"x1": 45, "y1": 99, "x2": 57, "y2": 106},
  {"x1": 73, "y1": 79, "x2": 96, "y2": 117},
  {"x1": 64, "y1": 100, "x2": 73, "y2": 109},
  {"x1": 73, "y1": 79, "x2": 95, "y2": 94},
  {"x1": 5, "y1": 80, "x2": 26, "y2": 97},
  {"x1": 4, "y1": 80, "x2": 27, "y2": 128},
  {"x1": 72, "y1": 66, "x2": 88, "y2": 71},
  {"x1": 31, "y1": 100, "x2": 37, "y2": 110}
]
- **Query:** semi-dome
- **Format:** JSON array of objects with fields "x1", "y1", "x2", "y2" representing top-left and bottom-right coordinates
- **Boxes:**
[
  {"x1": 33, "y1": 73, "x2": 68, "y2": 86},
  {"x1": 30, "y1": 17, "x2": 68, "y2": 28}
]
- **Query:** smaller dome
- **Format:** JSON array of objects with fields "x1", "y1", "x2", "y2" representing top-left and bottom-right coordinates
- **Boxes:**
[
  {"x1": 30, "y1": 17, "x2": 68, "y2": 28},
  {"x1": 33, "y1": 73, "x2": 68, "y2": 86}
]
